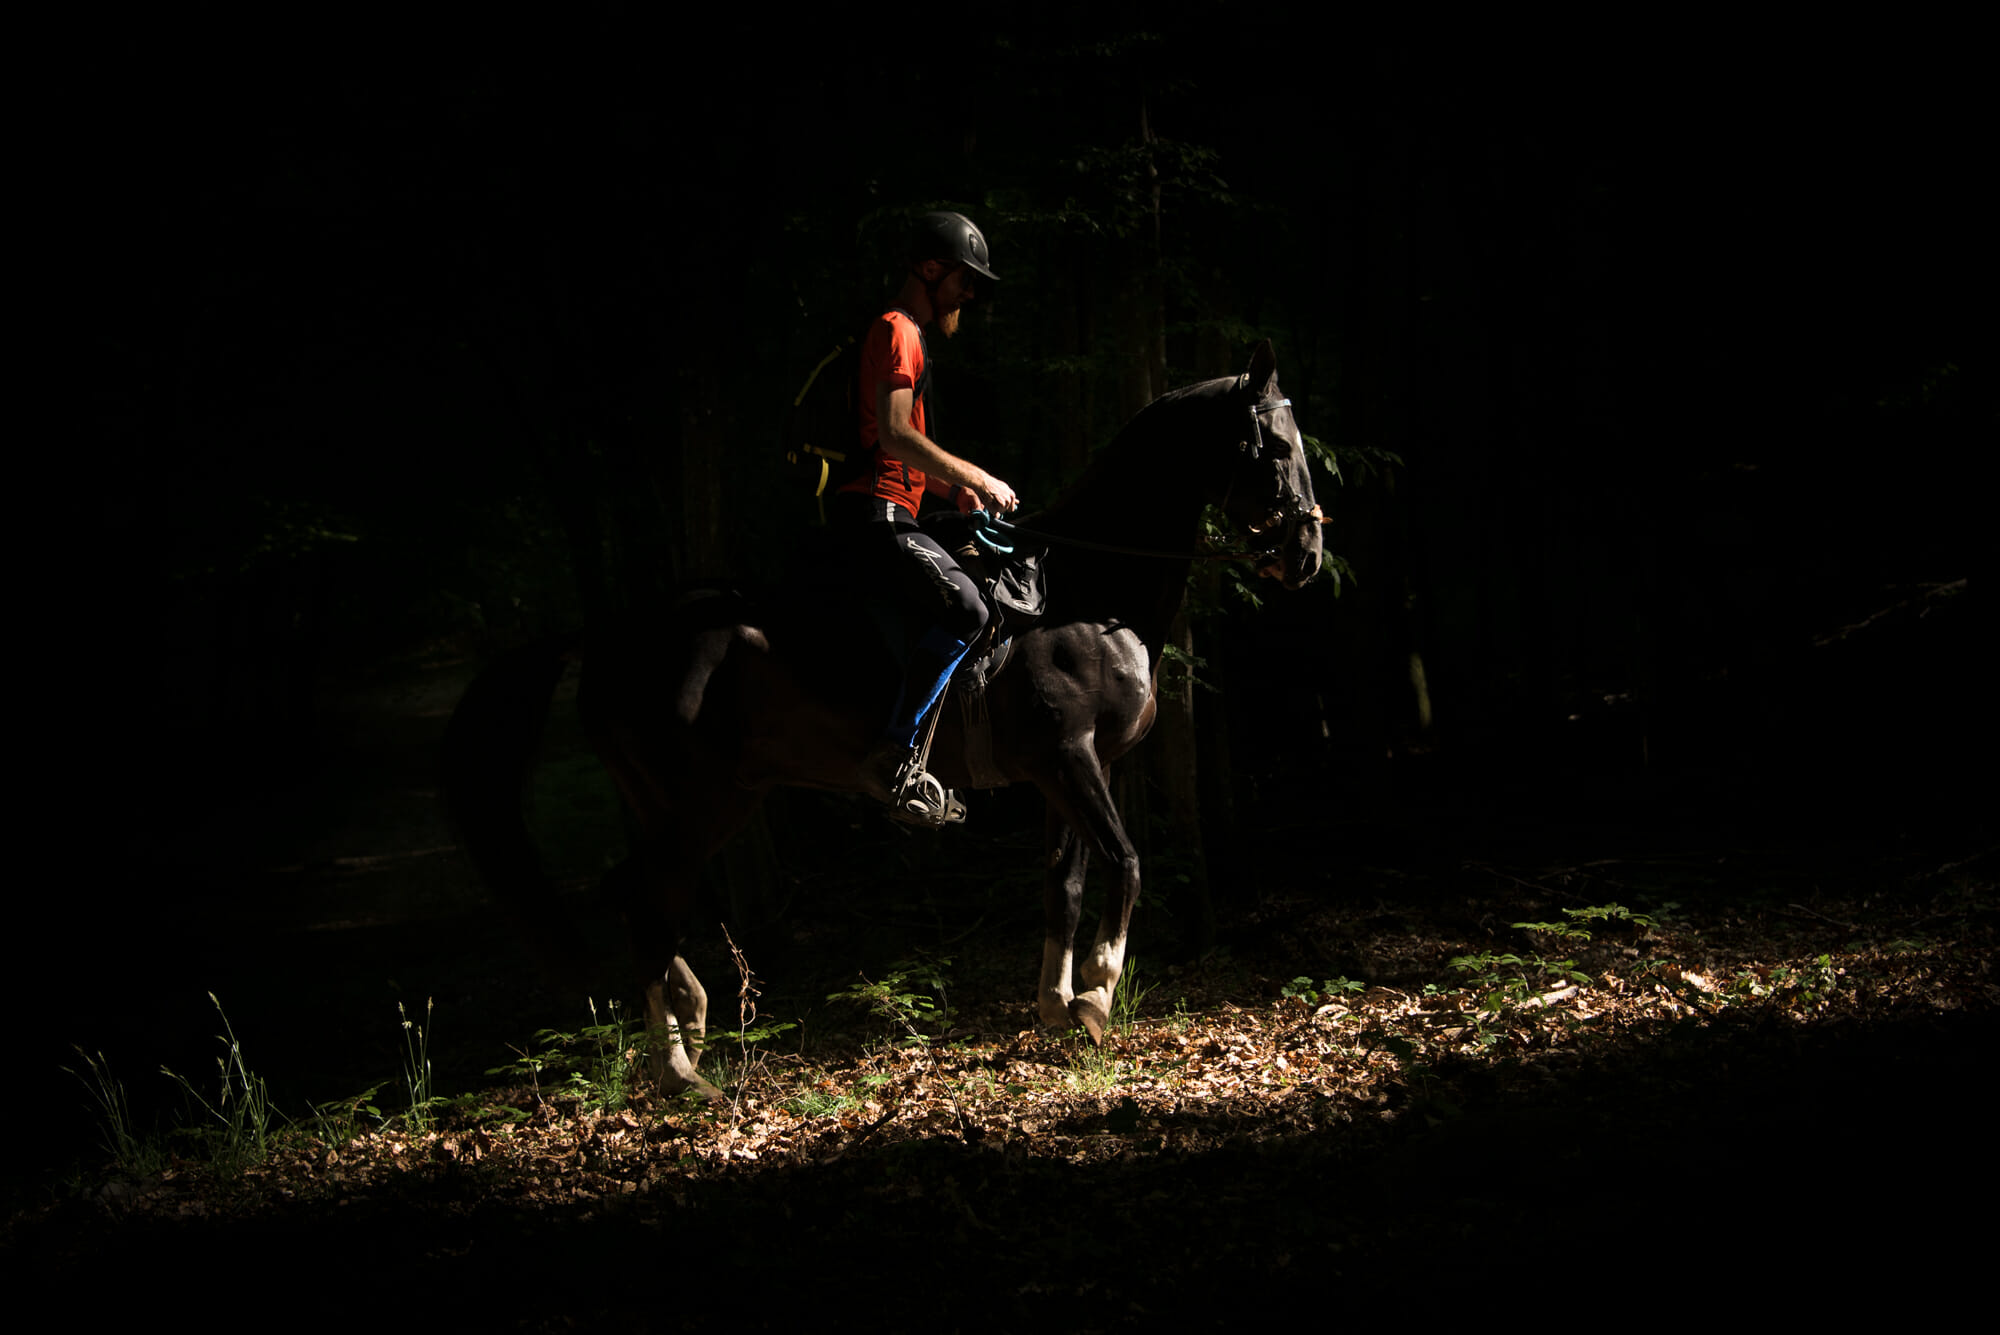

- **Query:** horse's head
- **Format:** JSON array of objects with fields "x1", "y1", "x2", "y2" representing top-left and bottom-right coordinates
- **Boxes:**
[{"x1": 1223, "y1": 341, "x2": 1323, "y2": 590}]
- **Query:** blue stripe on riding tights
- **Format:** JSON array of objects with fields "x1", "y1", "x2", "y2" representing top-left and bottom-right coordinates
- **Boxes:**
[{"x1": 885, "y1": 626, "x2": 973, "y2": 748}]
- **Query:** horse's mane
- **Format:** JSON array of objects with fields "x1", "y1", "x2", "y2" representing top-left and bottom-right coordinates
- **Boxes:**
[{"x1": 1026, "y1": 374, "x2": 1240, "y2": 531}]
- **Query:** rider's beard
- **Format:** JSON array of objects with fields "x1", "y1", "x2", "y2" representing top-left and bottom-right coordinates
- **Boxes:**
[{"x1": 936, "y1": 306, "x2": 961, "y2": 339}]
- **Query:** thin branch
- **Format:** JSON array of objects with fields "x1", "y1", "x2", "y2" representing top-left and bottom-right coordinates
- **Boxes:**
[{"x1": 1813, "y1": 579, "x2": 1965, "y2": 648}]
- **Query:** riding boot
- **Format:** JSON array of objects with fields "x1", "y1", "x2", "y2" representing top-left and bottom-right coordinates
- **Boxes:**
[
  {"x1": 854, "y1": 739, "x2": 965, "y2": 827},
  {"x1": 856, "y1": 740, "x2": 917, "y2": 806},
  {"x1": 851, "y1": 628, "x2": 975, "y2": 823}
]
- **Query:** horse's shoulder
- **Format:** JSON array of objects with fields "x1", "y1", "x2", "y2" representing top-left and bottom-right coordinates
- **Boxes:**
[{"x1": 1013, "y1": 618, "x2": 1148, "y2": 684}]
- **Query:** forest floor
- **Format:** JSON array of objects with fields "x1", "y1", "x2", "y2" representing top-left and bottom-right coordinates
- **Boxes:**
[{"x1": 8, "y1": 638, "x2": 1996, "y2": 1328}]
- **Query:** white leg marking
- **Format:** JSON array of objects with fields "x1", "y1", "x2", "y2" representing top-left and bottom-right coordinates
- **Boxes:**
[
  {"x1": 667, "y1": 955, "x2": 708, "y2": 1055},
  {"x1": 645, "y1": 967, "x2": 721, "y2": 1102},
  {"x1": 1038, "y1": 937, "x2": 1075, "y2": 1027},
  {"x1": 1078, "y1": 932, "x2": 1128, "y2": 994}
]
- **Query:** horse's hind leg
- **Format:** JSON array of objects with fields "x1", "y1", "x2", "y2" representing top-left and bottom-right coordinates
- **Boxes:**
[
  {"x1": 1039, "y1": 805, "x2": 1089, "y2": 1027},
  {"x1": 649, "y1": 957, "x2": 715, "y2": 1101},
  {"x1": 606, "y1": 851, "x2": 724, "y2": 1103}
]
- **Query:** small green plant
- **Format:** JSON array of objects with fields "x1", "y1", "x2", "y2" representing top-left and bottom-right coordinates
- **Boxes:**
[
  {"x1": 311, "y1": 1082, "x2": 389, "y2": 1143},
  {"x1": 1063, "y1": 1036, "x2": 1129, "y2": 1095},
  {"x1": 1447, "y1": 950, "x2": 1589, "y2": 1042},
  {"x1": 487, "y1": 998, "x2": 645, "y2": 1111},
  {"x1": 1281, "y1": 976, "x2": 1366, "y2": 1005},
  {"x1": 159, "y1": 993, "x2": 278, "y2": 1174},
  {"x1": 782, "y1": 1086, "x2": 858, "y2": 1119},
  {"x1": 829, "y1": 954, "x2": 952, "y2": 1048},
  {"x1": 399, "y1": 998, "x2": 441, "y2": 1131},
  {"x1": 1512, "y1": 903, "x2": 1657, "y2": 942},
  {"x1": 1724, "y1": 954, "x2": 1841, "y2": 1013},
  {"x1": 63, "y1": 1047, "x2": 162, "y2": 1176},
  {"x1": 1110, "y1": 957, "x2": 1154, "y2": 1031}
]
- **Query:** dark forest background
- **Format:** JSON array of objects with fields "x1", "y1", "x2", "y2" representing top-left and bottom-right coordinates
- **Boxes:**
[{"x1": 31, "y1": 18, "x2": 1988, "y2": 1096}]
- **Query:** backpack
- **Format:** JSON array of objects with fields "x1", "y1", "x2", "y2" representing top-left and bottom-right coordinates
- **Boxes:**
[
  {"x1": 783, "y1": 310, "x2": 932, "y2": 514},
  {"x1": 783, "y1": 328, "x2": 865, "y2": 505}
]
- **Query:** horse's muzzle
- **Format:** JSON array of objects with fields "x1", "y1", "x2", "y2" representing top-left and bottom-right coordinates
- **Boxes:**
[{"x1": 1259, "y1": 510, "x2": 1323, "y2": 589}]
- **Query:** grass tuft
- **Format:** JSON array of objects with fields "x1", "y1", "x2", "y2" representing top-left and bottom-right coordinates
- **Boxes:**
[{"x1": 159, "y1": 993, "x2": 277, "y2": 1174}]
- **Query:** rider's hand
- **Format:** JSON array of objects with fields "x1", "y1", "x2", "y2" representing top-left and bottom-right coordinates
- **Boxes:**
[
  {"x1": 955, "y1": 485, "x2": 982, "y2": 514},
  {"x1": 975, "y1": 472, "x2": 1018, "y2": 514}
]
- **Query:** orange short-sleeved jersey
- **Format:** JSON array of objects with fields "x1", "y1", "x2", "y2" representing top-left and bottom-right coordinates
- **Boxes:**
[{"x1": 843, "y1": 308, "x2": 928, "y2": 519}]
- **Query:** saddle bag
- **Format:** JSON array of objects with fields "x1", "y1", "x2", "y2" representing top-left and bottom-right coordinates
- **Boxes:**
[
  {"x1": 922, "y1": 512, "x2": 1048, "y2": 642},
  {"x1": 986, "y1": 545, "x2": 1047, "y2": 640}
]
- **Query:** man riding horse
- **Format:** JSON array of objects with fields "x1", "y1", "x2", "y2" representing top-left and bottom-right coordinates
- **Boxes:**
[{"x1": 834, "y1": 211, "x2": 1018, "y2": 824}]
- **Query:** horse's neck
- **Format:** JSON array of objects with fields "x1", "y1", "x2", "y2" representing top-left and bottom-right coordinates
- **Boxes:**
[
  {"x1": 1036, "y1": 381, "x2": 1231, "y2": 656},
  {"x1": 1040, "y1": 379, "x2": 1231, "y2": 543}
]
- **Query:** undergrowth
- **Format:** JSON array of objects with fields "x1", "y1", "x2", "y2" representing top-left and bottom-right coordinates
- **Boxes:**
[{"x1": 50, "y1": 897, "x2": 1904, "y2": 1199}]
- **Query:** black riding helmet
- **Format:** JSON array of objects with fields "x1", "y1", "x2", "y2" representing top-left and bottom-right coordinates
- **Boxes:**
[{"x1": 911, "y1": 211, "x2": 999, "y2": 283}]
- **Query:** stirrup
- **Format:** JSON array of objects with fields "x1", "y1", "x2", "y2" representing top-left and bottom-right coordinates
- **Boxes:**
[{"x1": 892, "y1": 766, "x2": 967, "y2": 828}]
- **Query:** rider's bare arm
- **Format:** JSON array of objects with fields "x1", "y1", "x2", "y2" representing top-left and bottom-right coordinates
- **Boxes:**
[{"x1": 877, "y1": 383, "x2": 1018, "y2": 512}]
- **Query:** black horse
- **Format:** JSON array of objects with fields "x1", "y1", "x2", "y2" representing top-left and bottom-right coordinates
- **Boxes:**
[{"x1": 442, "y1": 341, "x2": 1322, "y2": 1099}]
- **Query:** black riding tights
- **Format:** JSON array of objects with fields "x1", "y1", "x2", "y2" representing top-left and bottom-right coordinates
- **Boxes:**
[{"x1": 832, "y1": 494, "x2": 990, "y2": 747}]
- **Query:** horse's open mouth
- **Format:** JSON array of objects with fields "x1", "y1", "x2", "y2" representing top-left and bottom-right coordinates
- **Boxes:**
[{"x1": 1250, "y1": 506, "x2": 1323, "y2": 587}]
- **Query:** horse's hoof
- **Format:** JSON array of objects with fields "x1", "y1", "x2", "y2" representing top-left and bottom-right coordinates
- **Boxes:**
[
  {"x1": 1070, "y1": 995, "x2": 1108, "y2": 1044},
  {"x1": 668, "y1": 1075, "x2": 726, "y2": 1106}
]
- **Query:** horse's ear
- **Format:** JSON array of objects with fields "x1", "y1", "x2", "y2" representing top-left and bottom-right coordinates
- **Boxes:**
[{"x1": 1243, "y1": 339, "x2": 1278, "y2": 398}]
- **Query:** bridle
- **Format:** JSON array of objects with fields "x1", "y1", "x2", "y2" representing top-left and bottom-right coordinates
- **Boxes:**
[{"x1": 1233, "y1": 381, "x2": 1323, "y2": 545}]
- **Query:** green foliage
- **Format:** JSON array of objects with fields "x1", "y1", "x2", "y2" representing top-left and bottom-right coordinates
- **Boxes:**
[
  {"x1": 829, "y1": 954, "x2": 953, "y2": 1049},
  {"x1": 311, "y1": 1082, "x2": 391, "y2": 1142},
  {"x1": 1722, "y1": 955, "x2": 1842, "y2": 1012},
  {"x1": 486, "y1": 994, "x2": 798, "y2": 1111},
  {"x1": 1110, "y1": 957, "x2": 1153, "y2": 1031},
  {"x1": 1281, "y1": 976, "x2": 1366, "y2": 1006},
  {"x1": 781, "y1": 1087, "x2": 860, "y2": 1120},
  {"x1": 158, "y1": 994, "x2": 278, "y2": 1175},
  {"x1": 1314, "y1": 436, "x2": 1403, "y2": 488},
  {"x1": 1636, "y1": 950, "x2": 1843, "y2": 1017},
  {"x1": 485, "y1": 998, "x2": 647, "y2": 1111},
  {"x1": 64, "y1": 1047, "x2": 163, "y2": 1177},
  {"x1": 1450, "y1": 950, "x2": 1590, "y2": 1014},
  {"x1": 1158, "y1": 640, "x2": 1215, "y2": 695},
  {"x1": 1512, "y1": 903, "x2": 1657, "y2": 943},
  {"x1": 1435, "y1": 903, "x2": 1662, "y2": 1037}
]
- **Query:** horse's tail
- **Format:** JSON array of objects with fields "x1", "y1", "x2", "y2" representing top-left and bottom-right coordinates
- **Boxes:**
[{"x1": 441, "y1": 631, "x2": 591, "y2": 988}]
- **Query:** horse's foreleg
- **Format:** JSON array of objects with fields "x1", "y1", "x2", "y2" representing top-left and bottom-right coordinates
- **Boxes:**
[
  {"x1": 1047, "y1": 750, "x2": 1140, "y2": 1044},
  {"x1": 1039, "y1": 807, "x2": 1089, "y2": 1027},
  {"x1": 1071, "y1": 852, "x2": 1137, "y2": 1043}
]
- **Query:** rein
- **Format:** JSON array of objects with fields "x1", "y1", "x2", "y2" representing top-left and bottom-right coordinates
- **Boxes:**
[{"x1": 967, "y1": 511, "x2": 1289, "y2": 564}]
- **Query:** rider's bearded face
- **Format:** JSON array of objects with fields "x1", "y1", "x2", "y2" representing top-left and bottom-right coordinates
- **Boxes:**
[{"x1": 933, "y1": 264, "x2": 973, "y2": 339}]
